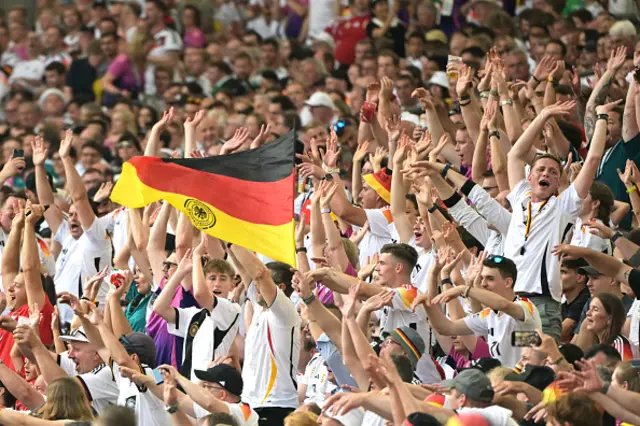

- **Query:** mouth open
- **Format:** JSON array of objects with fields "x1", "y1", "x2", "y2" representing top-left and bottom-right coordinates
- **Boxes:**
[
  {"x1": 414, "y1": 232, "x2": 423, "y2": 240},
  {"x1": 70, "y1": 223, "x2": 81, "y2": 232},
  {"x1": 213, "y1": 290, "x2": 223, "y2": 296},
  {"x1": 539, "y1": 179, "x2": 550, "y2": 188}
]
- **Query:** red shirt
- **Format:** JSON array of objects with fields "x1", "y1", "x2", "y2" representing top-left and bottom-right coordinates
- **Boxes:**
[
  {"x1": 328, "y1": 13, "x2": 370, "y2": 65},
  {"x1": 0, "y1": 299, "x2": 54, "y2": 371}
]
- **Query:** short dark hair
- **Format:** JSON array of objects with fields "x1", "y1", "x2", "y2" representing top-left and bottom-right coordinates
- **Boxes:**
[
  {"x1": 97, "y1": 406, "x2": 136, "y2": 426},
  {"x1": 531, "y1": 153, "x2": 563, "y2": 174},
  {"x1": 261, "y1": 38, "x2": 279, "y2": 50},
  {"x1": 584, "y1": 343, "x2": 622, "y2": 363},
  {"x1": 558, "y1": 343, "x2": 584, "y2": 368},
  {"x1": 45, "y1": 61, "x2": 66, "y2": 75},
  {"x1": 483, "y1": 255, "x2": 518, "y2": 284},
  {"x1": 569, "y1": 9, "x2": 593, "y2": 23},
  {"x1": 266, "y1": 261, "x2": 294, "y2": 297},
  {"x1": 461, "y1": 46, "x2": 485, "y2": 59},
  {"x1": 211, "y1": 61, "x2": 232, "y2": 75},
  {"x1": 589, "y1": 181, "x2": 614, "y2": 224},
  {"x1": 81, "y1": 140, "x2": 103, "y2": 154},
  {"x1": 271, "y1": 95, "x2": 296, "y2": 111},
  {"x1": 381, "y1": 243, "x2": 419, "y2": 272},
  {"x1": 390, "y1": 354, "x2": 414, "y2": 383},
  {"x1": 548, "y1": 38, "x2": 567, "y2": 56},
  {"x1": 100, "y1": 31, "x2": 118, "y2": 41}
]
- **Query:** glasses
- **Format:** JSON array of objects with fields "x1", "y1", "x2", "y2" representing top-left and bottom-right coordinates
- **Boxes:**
[
  {"x1": 486, "y1": 255, "x2": 504, "y2": 263},
  {"x1": 162, "y1": 261, "x2": 178, "y2": 271}
]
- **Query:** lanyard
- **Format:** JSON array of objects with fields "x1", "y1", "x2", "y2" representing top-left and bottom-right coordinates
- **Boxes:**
[{"x1": 524, "y1": 199, "x2": 549, "y2": 242}]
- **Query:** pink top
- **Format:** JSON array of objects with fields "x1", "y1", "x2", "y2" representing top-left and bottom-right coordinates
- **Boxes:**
[
  {"x1": 317, "y1": 263, "x2": 357, "y2": 305},
  {"x1": 446, "y1": 337, "x2": 491, "y2": 374},
  {"x1": 183, "y1": 28, "x2": 206, "y2": 48}
]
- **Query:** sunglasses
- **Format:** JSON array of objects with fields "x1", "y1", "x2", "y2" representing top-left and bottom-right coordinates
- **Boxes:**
[{"x1": 486, "y1": 255, "x2": 504, "y2": 263}]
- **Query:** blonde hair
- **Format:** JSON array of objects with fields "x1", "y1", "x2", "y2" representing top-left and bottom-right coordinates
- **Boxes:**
[
  {"x1": 114, "y1": 110, "x2": 138, "y2": 136},
  {"x1": 128, "y1": 30, "x2": 149, "y2": 64},
  {"x1": 609, "y1": 20, "x2": 637, "y2": 37},
  {"x1": 342, "y1": 238, "x2": 359, "y2": 269},
  {"x1": 284, "y1": 412, "x2": 318, "y2": 426},
  {"x1": 614, "y1": 361, "x2": 640, "y2": 392},
  {"x1": 36, "y1": 377, "x2": 94, "y2": 421},
  {"x1": 487, "y1": 366, "x2": 514, "y2": 385}
]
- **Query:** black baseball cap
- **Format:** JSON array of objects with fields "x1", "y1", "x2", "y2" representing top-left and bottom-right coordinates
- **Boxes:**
[
  {"x1": 194, "y1": 364, "x2": 243, "y2": 396},
  {"x1": 119, "y1": 333, "x2": 156, "y2": 368},
  {"x1": 465, "y1": 357, "x2": 502, "y2": 374},
  {"x1": 505, "y1": 365, "x2": 556, "y2": 391}
]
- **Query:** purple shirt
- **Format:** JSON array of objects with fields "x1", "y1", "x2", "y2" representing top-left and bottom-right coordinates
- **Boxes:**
[
  {"x1": 107, "y1": 53, "x2": 144, "y2": 93},
  {"x1": 146, "y1": 277, "x2": 199, "y2": 368},
  {"x1": 317, "y1": 263, "x2": 357, "y2": 305},
  {"x1": 183, "y1": 28, "x2": 205, "y2": 48}
]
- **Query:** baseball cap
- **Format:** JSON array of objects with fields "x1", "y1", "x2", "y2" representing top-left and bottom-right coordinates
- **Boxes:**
[
  {"x1": 305, "y1": 91, "x2": 335, "y2": 110},
  {"x1": 577, "y1": 265, "x2": 602, "y2": 277},
  {"x1": 428, "y1": 71, "x2": 449, "y2": 89},
  {"x1": 441, "y1": 369, "x2": 495, "y2": 404},
  {"x1": 59, "y1": 327, "x2": 90, "y2": 343},
  {"x1": 119, "y1": 333, "x2": 156, "y2": 368},
  {"x1": 194, "y1": 364, "x2": 243, "y2": 396},
  {"x1": 387, "y1": 326, "x2": 425, "y2": 367},
  {"x1": 465, "y1": 357, "x2": 502, "y2": 373},
  {"x1": 505, "y1": 365, "x2": 556, "y2": 391},
  {"x1": 403, "y1": 412, "x2": 440, "y2": 426}
]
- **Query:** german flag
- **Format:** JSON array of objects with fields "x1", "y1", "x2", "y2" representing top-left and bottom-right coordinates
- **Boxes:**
[{"x1": 111, "y1": 131, "x2": 296, "y2": 265}]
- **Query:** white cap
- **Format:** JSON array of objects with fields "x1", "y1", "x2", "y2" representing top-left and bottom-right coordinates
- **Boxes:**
[
  {"x1": 325, "y1": 406, "x2": 365, "y2": 426},
  {"x1": 305, "y1": 91, "x2": 336, "y2": 110},
  {"x1": 428, "y1": 71, "x2": 449, "y2": 89},
  {"x1": 59, "y1": 327, "x2": 90, "y2": 343},
  {"x1": 311, "y1": 31, "x2": 336, "y2": 51},
  {"x1": 38, "y1": 88, "x2": 66, "y2": 109}
]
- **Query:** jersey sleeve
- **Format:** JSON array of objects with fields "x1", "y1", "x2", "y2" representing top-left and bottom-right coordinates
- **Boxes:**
[
  {"x1": 506, "y1": 179, "x2": 531, "y2": 207},
  {"x1": 166, "y1": 306, "x2": 202, "y2": 337},
  {"x1": 390, "y1": 285, "x2": 419, "y2": 311},
  {"x1": 77, "y1": 366, "x2": 120, "y2": 403},
  {"x1": 558, "y1": 184, "x2": 583, "y2": 217},
  {"x1": 53, "y1": 220, "x2": 70, "y2": 245},
  {"x1": 463, "y1": 309, "x2": 491, "y2": 336},
  {"x1": 468, "y1": 185, "x2": 513, "y2": 235},
  {"x1": 269, "y1": 287, "x2": 301, "y2": 328},
  {"x1": 57, "y1": 352, "x2": 77, "y2": 376},
  {"x1": 448, "y1": 197, "x2": 492, "y2": 245},
  {"x1": 210, "y1": 297, "x2": 241, "y2": 327},
  {"x1": 365, "y1": 208, "x2": 394, "y2": 239},
  {"x1": 514, "y1": 299, "x2": 538, "y2": 326},
  {"x1": 192, "y1": 402, "x2": 212, "y2": 420},
  {"x1": 83, "y1": 217, "x2": 111, "y2": 246}
]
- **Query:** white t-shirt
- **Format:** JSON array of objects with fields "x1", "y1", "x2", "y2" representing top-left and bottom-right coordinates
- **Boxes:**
[
  {"x1": 112, "y1": 362, "x2": 171, "y2": 426},
  {"x1": 411, "y1": 249, "x2": 435, "y2": 294},
  {"x1": 242, "y1": 284, "x2": 301, "y2": 409},
  {"x1": 167, "y1": 297, "x2": 242, "y2": 381},
  {"x1": 54, "y1": 218, "x2": 113, "y2": 323},
  {"x1": 458, "y1": 406, "x2": 519, "y2": 426},
  {"x1": 58, "y1": 353, "x2": 119, "y2": 415},
  {"x1": 358, "y1": 208, "x2": 395, "y2": 268},
  {"x1": 378, "y1": 284, "x2": 431, "y2": 348},
  {"x1": 627, "y1": 298, "x2": 640, "y2": 357},
  {"x1": 144, "y1": 27, "x2": 182, "y2": 95},
  {"x1": 193, "y1": 400, "x2": 259, "y2": 426},
  {"x1": 308, "y1": 0, "x2": 339, "y2": 38},
  {"x1": 570, "y1": 217, "x2": 612, "y2": 254},
  {"x1": 504, "y1": 181, "x2": 582, "y2": 301},
  {"x1": 463, "y1": 297, "x2": 542, "y2": 367},
  {"x1": 300, "y1": 352, "x2": 337, "y2": 406},
  {"x1": 98, "y1": 207, "x2": 129, "y2": 262}
]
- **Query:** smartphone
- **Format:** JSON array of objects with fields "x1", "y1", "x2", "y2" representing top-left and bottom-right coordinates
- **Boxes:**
[
  {"x1": 362, "y1": 102, "x2": 376, "y2": 122},
  {"x1": 151, "y1": 368, "x2": 164, "y2": 385},
  {"x1": 12, "y1": 149, "x2": 24, "y2": 158},
  {"x1": 511, "y1": 331, "x2": 542, "y2": 347}
]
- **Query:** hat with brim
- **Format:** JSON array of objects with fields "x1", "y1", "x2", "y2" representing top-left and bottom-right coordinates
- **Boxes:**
[
  {"x1": 305, "y1": 91, "x2": 336, "y2": 110},
  {"x1": 441, "y1": 369, "x2": 494, "y2": 403},
  {"x1": 504, "y1": 365, "x2": 556, "y2": 391},
  {"x1": 428, "y1": 71, "x2": 449, "y2": 89},
  {"x1": 577, "y1": 265, "x2": 602, "y2": 276},
  {"x1": 362, "y1": 167, "x2": 392, "y2": 204},
  {"x1": 59, "y1": 327, "x2": 90, "y2": 343},
  {"x1": 194, "y1": 364, "x2": 243, "y2": 396},
  {"x1": 388, "y1": 326, "x2": 425, "y2": 367}
]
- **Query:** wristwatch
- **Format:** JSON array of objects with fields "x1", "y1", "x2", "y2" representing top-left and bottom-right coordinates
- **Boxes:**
[{"x1": 166, "y1": 404, "x2": 180, "y2": 414}]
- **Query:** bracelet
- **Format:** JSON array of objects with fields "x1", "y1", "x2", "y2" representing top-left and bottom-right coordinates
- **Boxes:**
[
  {"x1": 459, "y1": 100, "x2": 471, "y2": 107},
  {"x1": 441, "y1": 163, "x2": 452, "y2": 178},
  {"x1": 547, "y1": 77, "x2": 558, "y2": 86},
  {"x1": 321, "y1": 208, "x2": 331, "y2": 214},
  {"x1": 535, "y1": 91, "x2": 545, "y2": 97},
  {"x1": 489, "y1": 89, "x2": 499, "y2": 97},
  {"x1": 427, "y1": 205, "x2": 437, "y2": 213},
  {"x1": 322, "y1": 174, "x2": 334, "y2": 181},
  {"x1": 532, "y1": 75, "x2": 541, "y2": 84},
  {"x1": 611, "y1": 231, "x2": 623, "y2": 243},
  {"x1": 479, "y1": 91, "x2": 490, "y2": 99},
  {"x1": 326, "y1": 168, "x2": 339, "y2": 174},
  {"x1": 296, "y1": 247, "x2": 307, "y2": 253},
  {"x1": 441, "y1": 278, "x2": 452, "y2": 286},
  {"x1": 627, "y1": 185, "x2": 637, "y2": 194},
  {"x1": 302, "y1": 294, "x2": 316, "y2": 305},
  {"x1": 80, "y1": 296, "x2": 90, "y2": 302},
  {"x1": 459, "y1": 95, "x2": 471, "y2": 101},
  {"x1": 463, "y1": 286, "x2": 472, "y2": 298},
  {"x1": 600, "y1": 382, "x2": 611, "y2": 395},
  {"x1": 500, "y1": 99, "x2": 513, "y2": 106},
  {"x1": 166, "y1": 404, "x2": 180, "y2": 414},
  {"x1": 488, "y1": 130, "x2": 500, "y2": 139},
  {"x1": 597, "y1": 113, "x2": 609, "y2": 121}
]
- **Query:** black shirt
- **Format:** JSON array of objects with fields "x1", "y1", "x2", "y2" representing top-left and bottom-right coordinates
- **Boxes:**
[
  {"x1": 562, "y1": 286, "x2": 590, "y2": 322},
  {"x1": 366, "y1": 19, "x2": 406, "y2": 57},
  {"x1": 65, "y1": 57, "x2": 98, "y2": 101}
]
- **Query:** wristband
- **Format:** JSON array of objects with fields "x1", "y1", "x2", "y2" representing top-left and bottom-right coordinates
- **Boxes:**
[
  {"x1": 166, "y1": 404, "x2": 180, "y2": 414},
  {"x1": 488, "y1": 131, "x2": 500, "y2": 139},
  {"x1": 459, "y1": 100, "x2": 471, "y2": 107},
  {"x1": 611, "y1": 231, "x2": 623, "y2": 243},
  {"x1": 547, "y1": 77, "x2": 558, "y2": 86},
  {"x1": 326, "y1": 168, "x2": 339, "y2": 174},
  {"x1": 532, "y1": 75, "x2": 541, "y2": 84},
  {"x1": 459, "y1": 95, "x2": 471, "y2": 101},
  {"x1": 627, "y1": 185, "x2": 637, "y2": 194},
  {"x1": 296, "y1": 247, "x2": 307, "y2": 253},
  {"x1": 535, "y1": 91, "x2": 545, "y2": 98},
  {"x1": 441, "y1": 163, "x2": 452, "y2": 178},
  {"x1": 427, "y1": 205, "x2": 437, "y2": 213},
  {"x1": 489, "y1": 89, "x2": 499, "y2": 97},
  {"x1": 321, "y1": 208, "x2": 331, "y2": 214},
  {"x1": 597, "y1": 113, "x2": 609, "y2": 121},
  {"x1": 441, "y1": 278, "x2": 452, "y2": 286},
  {"x1": 302, "y1": 294, "x2": 316, "y2": 305},
  {"x1": 600, "y1": 382, "x2": 611, "y2": 395},
  {"x1": 479, "y1": 91, "x2": 490, "y2": 99},
  {"x1": 500, "y1": 99, "x2": 513, "y2": 106},
  {"x1": 463, "y1": 286, "x2": 472, "y2": 298},
  {"x1": 322, "y1": 174, "x2": 334, "y2": 181}
]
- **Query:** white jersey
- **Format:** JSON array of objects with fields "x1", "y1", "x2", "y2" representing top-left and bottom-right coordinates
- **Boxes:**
[
  {"x1": 463, "y1": 297, "x2": 542, "y2": 367},
  {"x1": 411, "y1": 249, "x2": 435, "y2": 294},
  {"x1": 98, "y1": 207, "x2": 129, "y2": 262},
  {"x1": 193, "y1": 401, "x2": 259, "y2": 426},
  {"x1": 144, "y1": 27, "x2": 182, "y2": 95},
  {"x1": 378, "y1": 284, "x2": 432, "y2": 348},
  {"x1": 570, "y1": 217, "x2": 612, "y2": 254},
  {"x1": 58, "y1": 353, "x2": 119, "y2": 415},
  {"x1": 504, "y1": 181, "x2": 582, "y2": 301},
  {"x1": 300, "y1": 352, "x2": 337, "y2": 406},
  {"x1": 627, "y1": 299, "x2": 640, "y2": 357},
  {"x1": 458, "y1": 406, "x2": 519, "y2": 426},
  {"x1": 167, "y1": 297, "x2": 242, "y2": 381},
  {"x1": 54, "y1": 219, "x2": 113, "y2": 323},
  {"x1": 242, "y1": 284, "x2": 301, "y2": 409},
  {"x1": 112, "y1": 362, "x2": 171, "y2": 426},
  {"x1": 358, "y1": 208, "x2": 395, "y2": 268},
  {"x1": 0, "y1": 228, "x2": 55, "y2": 287}
]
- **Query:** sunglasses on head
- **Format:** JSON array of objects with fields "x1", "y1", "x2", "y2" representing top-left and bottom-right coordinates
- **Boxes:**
[{"x1": 486, "y1": 255, "x2": 504, "y2": 264}]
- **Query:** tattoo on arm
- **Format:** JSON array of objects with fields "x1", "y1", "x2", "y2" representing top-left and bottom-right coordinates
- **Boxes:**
[
  {"x1": 585, "y1": 107, "x2": 596, "y2": 142},
  {"x1": 624, "y1": 270, "x2": 630, "y2": 283}
]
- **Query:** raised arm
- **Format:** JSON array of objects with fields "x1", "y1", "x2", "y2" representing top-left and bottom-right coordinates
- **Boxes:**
[
  {"x1": 59, "y1": 130, "x2": 95, "y2": 230},
  {"x1": 0, "y1": 361, "x2": 44, "y2": 410},
  {"x1": 573, "y1": 100, "x2": 621, "y2": 199},
  {"x1": 390, "y1": 138, "x2": 413, "y2": 243},
  {"x1": 552, "y1": 244, "x2": 633, "y2": 287},
  {"x1": 147, "y1": 201, "x2": 172, "y2": 280},
  {"x1": 89, "y1": 305, "x2": 138, "y2": 370},
  {"x1": 145, "y1": 108, "x2": 174, "y2": 157},
  {"x1": 109, "y1": 273, "x2": 134, "y2": 338},
  {"x1": 192, "y1": 236, "x2": 214, "y2": 311},
  {"x1": 32, "y1": 137, "x2": 63, "y2": 234},
  {"x1": 2, "y1": 200, "x2": 24, "y2": 293},
  {"x1": 229, "y1": 244, "x2": 278, "y2": 306},
  {"x1": 328, "y1": 181, "x2": 367, "y2": 227},
  {"x1": 184, "y1": 110, "x2": 204, "y2": 158},
  {"x1": 22, "y1": 203, "x2": 46, "y2": 311},
  {"x1": 623, "y1": 78, "x2": 639, "y2": 142},
  {"x1": 319, "y1": 181, "x2": 350, "y2": 271},
  {"x1": 351, "y1": 141, "x2": 369, "y2": 201},
  {"x1": 152, "y1": 250, "x2": 193, "y2": 324}
]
